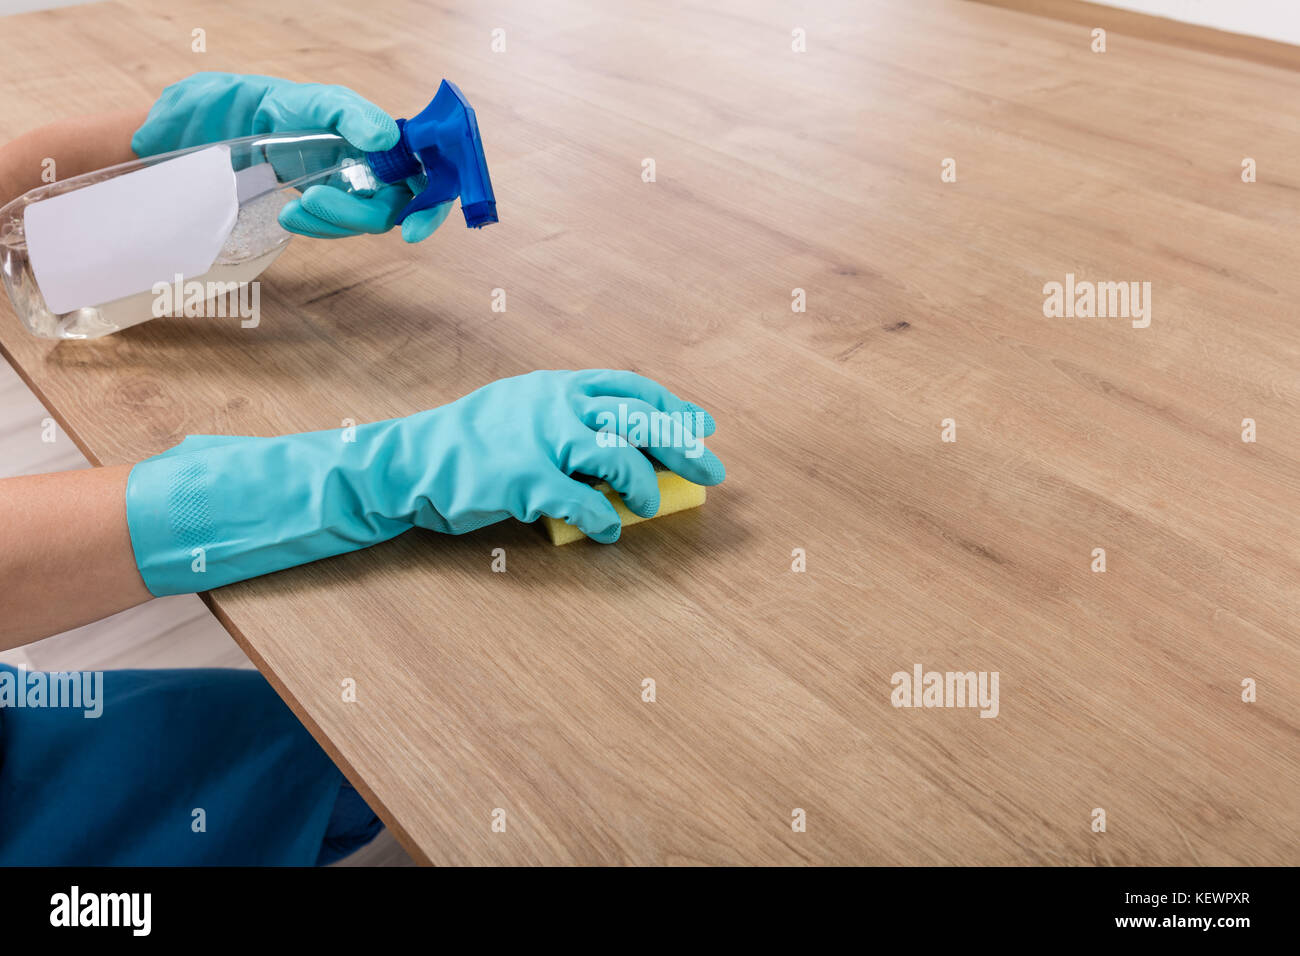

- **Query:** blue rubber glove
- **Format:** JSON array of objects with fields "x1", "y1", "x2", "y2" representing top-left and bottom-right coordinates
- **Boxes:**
[
  {"x1": 131, "y1": 72, "x2": 448, "y2": 243},
  {"x1": 125, "y1": 370, "x2": 725, "y2": 596}
]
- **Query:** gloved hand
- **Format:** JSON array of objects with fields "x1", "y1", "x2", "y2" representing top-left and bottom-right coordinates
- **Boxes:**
[
  {"x1": 125, "y1": 370, "x2": 726, "y2": 596},
  {"x1": 131, "y1": 72, "x2": 449, "y2": 243}
]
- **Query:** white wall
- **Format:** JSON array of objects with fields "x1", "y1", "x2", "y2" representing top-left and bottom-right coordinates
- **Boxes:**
[{"x1": 1083, "y1": 0, "x2": 1300, "y2": 45}]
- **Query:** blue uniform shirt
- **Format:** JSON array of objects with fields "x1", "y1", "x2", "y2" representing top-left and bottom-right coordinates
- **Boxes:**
[{"x1": 0, "y1": 665, "x2": 381, "y2": 865}]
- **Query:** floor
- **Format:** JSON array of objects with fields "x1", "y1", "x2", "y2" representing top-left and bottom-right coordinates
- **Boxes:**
[
  {"x1": 0, "y1": 358, "x2": 413, "y2": 865},
  {"x1": 3, "y1": 0, "x2": 1297, "y2": 43}
]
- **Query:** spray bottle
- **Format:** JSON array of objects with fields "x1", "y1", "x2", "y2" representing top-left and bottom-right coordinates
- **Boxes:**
[{"x1": 0, "y1": 79, "x2": 496, "y2": 339}]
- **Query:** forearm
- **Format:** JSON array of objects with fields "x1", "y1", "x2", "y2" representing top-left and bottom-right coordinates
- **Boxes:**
[
  {"x1": 0, "y1": 465, "x2": 153, "y2": 650},
  {"x1": 0, "y1": 107, "x2": 148, "y2": 205}
]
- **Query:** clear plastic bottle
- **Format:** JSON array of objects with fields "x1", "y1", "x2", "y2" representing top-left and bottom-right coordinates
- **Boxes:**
[
  {"x1": 0, "y1": 79, "x2": 496, "y2": 339},
  {"x1": 1, "y1": 132, "x2": 384, "y2": 339}
]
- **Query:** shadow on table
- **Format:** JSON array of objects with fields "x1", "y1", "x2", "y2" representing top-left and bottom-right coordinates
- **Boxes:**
[{"x1": 217, "y1": 480, "x2": 753, "y2": 611}]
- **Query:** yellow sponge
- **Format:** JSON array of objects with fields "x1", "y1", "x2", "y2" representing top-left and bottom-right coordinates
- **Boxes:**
[{"x1": 541, "y1": 469, "x2": 707, "y2": 545}]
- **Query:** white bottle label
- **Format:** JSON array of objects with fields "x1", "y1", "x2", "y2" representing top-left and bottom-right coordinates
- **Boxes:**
[
  {"x1": 24, "y1": 145, "x2": 239, "y2": 315},
  {"x1": 234, "y1": 161, "x2": 279, "y2": 205}
]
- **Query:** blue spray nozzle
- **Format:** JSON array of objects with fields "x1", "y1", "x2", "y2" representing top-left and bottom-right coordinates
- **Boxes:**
[{"x1": 366, "y1": 79, "x2": 498, "y2": 229}]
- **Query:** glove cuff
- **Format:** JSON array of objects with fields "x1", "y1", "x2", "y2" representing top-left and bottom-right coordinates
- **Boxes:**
[
  {"x1": 125, "y1": 430, "x2": 409, "y2": 597},
  {"x1": 126, "y1": 450, "x2": 221, "y2": 596}
]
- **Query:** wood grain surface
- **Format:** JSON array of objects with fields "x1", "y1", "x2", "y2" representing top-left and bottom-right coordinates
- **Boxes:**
[{"x1": 1, "y1": 0, "x2": 1297, "y2": 865}]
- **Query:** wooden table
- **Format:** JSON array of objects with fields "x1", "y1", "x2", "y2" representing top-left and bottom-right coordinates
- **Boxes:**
[{"x1": 2, "y1": 0, "x2": 1297, "y2": 865}]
